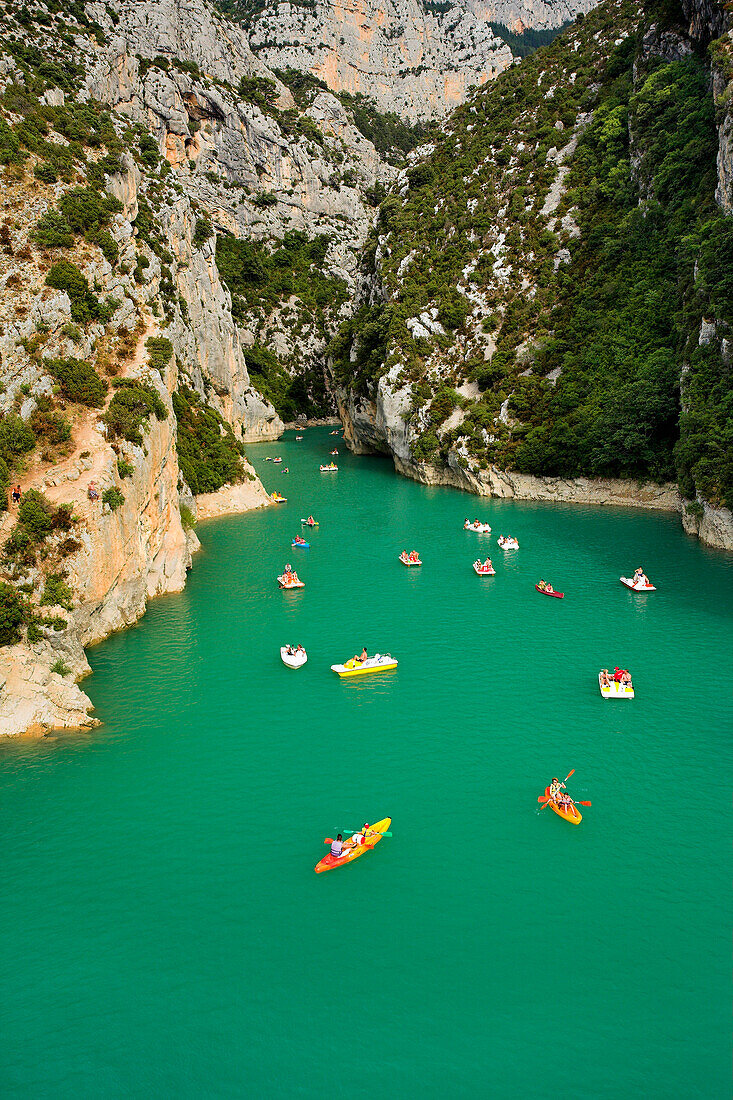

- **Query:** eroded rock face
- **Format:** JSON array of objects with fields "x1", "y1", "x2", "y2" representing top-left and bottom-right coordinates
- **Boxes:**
[{"x1": 247, "y1": 0, "x2": 597, "y2": 121}]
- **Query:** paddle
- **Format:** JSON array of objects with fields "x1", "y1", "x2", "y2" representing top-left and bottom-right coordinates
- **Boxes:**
[
  {"x1": 343, "y1": 829, "x2": 392, "y2": 837},
  {"x1": 539, "y1": 769, "x2": 575, "y2": 811},
  {"x1": 538, "y1": 796, "x2": 591, "y2": 806}
]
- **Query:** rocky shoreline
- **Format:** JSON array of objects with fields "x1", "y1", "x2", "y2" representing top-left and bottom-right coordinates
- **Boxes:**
[{"x1": 338, "y1": 396, "x2": 733, "y2": 551}]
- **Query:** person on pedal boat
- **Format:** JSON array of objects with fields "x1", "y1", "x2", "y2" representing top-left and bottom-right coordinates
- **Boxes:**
[
  {"x1": 600, "y1": 669, "x2": 611, "y2": 688},
  {"x1": 330, "y1": 834, "x2": 344, "y2": 858},
  {"x1": 353, "y1": 647, "x2": 368, "y2": 663}
]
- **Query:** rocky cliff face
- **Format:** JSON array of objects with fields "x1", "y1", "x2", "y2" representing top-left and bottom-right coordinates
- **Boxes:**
[
  {"x1": 1, "y1": 0, "x2": 383, "y2": 735},
  {"x1": 246, "y1": 0, "x2": 597, "y2": 121}
]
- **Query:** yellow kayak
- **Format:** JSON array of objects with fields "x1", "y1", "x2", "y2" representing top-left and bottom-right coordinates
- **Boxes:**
[
  {"x1": 315, "y1": 818, "x2": 391, "y2": 872},
  {"x1": 331, "y1": 654, "x2": 398, "y2": 677}
]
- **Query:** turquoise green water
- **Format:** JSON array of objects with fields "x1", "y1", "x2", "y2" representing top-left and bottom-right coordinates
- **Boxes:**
[{"x1": 1, "y1": 427, "x2": 731, "y2": 1097}]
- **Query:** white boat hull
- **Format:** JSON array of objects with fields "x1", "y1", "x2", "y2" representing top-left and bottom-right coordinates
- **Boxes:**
[
  {"x1": 281, "y1": 647, "x2": 307, "y2": 669},
  {"x1": 620, "y1": 577, "x2": 656, "y2": 591}
]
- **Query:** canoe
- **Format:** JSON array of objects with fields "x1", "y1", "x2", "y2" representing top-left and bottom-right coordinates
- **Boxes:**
[
  {"x1": 599, "y1": 672, "x2": 634, "y2": 699},
  {"x1": 535, "y1": 584, "x2": 563, "y2": 598},
  {"x1": 474, "y1": 562, "x2": 495, "y2": 575},
  {"x1": 278, "y1": 575, "x2": 305, "y2": 589},
  {"x1": 315, "y1": 817, "x2": 391, "y2": 873},
  {"x1": 291, "y1": 539, "x2": 309, "y2": 548},
  {"x1": 301, "y1": 519, "x2": 319, "y2": 526},
  {"x1": 543, "y1": 787, "x2": 582, "y2": 824},
  {"x1": 464, "y1": 523, "x2": 491, "y2": 533},
  {"x1": 620, "y1": 576, "x2": 656, "y2": 591},
  {"x1": 399, "y1": 554, "x2": 422, "y2": 566},
  {"x1": 281, "y1": 646, "x2": 307, "y2": 669},
  {"x1": 331, "y1": 654, "x2": 398, "y2": 677}
]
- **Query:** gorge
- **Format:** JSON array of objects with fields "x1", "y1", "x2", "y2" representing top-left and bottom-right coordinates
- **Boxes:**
[{"x1": 0, "y1": 0, "x2": 731, "y2": 737}]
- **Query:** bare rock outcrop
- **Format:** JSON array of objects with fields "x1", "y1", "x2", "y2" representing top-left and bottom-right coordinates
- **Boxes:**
[{"x1": 247, "y1": 0, "x2": 597, "y2": 121}]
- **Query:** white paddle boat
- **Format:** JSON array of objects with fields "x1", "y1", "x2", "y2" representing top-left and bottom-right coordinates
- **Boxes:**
[{"x1": 281, "y1": 645, "x2": 307, "y2": 669}]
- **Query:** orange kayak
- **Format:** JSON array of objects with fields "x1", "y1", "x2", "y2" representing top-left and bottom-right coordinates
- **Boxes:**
[
  {"x1": 544, "y1": 787, "x2": 582, "y2": 824},
  {"x1": 315, "y1": 817, "x2": 391, "y2": 873}
]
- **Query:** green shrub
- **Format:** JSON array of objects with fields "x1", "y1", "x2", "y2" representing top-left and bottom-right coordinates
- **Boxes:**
[
  {"x1": 86, "y1": 227, "x2": 119, "y2": 265},
  {"x1": 58, "y1": 186, "x2": 122, "y2": 232},
  {"x1": 179, "y1": 503, "x2": 196, "y2": 530},
  {"x1": 50, "y1": 658, "x2": 72, "y2": 676},
  {"x1": 45, "y1": 356, "x2": 107, "y2": 407},
  {"x1": 145, "y1": 337, "x2": 174, "y2": 373},
  {"x1": 102, "y1": 486, "x2": 125, "y2": 510},
  {"x1": 103, "y1": 380, "x2": 167, "y2": 445},
  {"x1": 172, "y1": 387, "x2": 244, "y2": 493},
  {"x1": 41, "y1": 572, "x2": 73, "y2": 609},
  {"x1": 29, "y1": 398, "x2": 71, "y2": 445},
  {"x1": 253, "y1": 191, "x2": 277, "y2": 208},
  {"x1": 192, "y1": 217, "x2": 213, "y2": 248},
  {"x1": 32, "y1": 211, "x2": 74, "y2": 248},
  {"x1": 17, "y1": 490, "x2": 53, "y2": 541},
  {"x1": 116, "y1": 457, "x2": 134, "y2": 479},
  {"x1": 0, "y1": 582, "x2": 29, "y2": 645},
  {"x1": 45, "y1": 261, "x2": 108, "y2": 323},
  {"x1": 0, "y1": 414, "x2": 36, "y2": 463}
]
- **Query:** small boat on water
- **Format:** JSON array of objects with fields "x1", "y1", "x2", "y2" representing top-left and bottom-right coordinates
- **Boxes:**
[
  {"x1": 320, "y1": 463, "x2": 338, "y2": 472},
  {"x1": 330, "y1": 449, "x2": 339, "y2": 455},
  {"x1": 464, "y1": 521, "x2": 491, "y2": 533},
  {"x1": 535, "y1": 583, "x2": 563, "y2": 598},
  {"x1": 330, "y1": 430, "x2": 340, "y2": 435},
  {"x1": 315, "y1": 817, "x2": 391, "y2": 873},
  {"x1": 620, "y1": 576, "x2": 656, "y2": 591},
  {"x1": 291, "y1": 537, "x2": 309, "y2": 548},
  {"x1": 541, "y1": 787, "x2": 582, "y2": 824},
  {"x1": 271, "y1": 492, "x2": 287, "y2": 503},
  {"x1": 281, "y1": 645, "x2": 307, "y2": 669},
  {"x1": 273, "y1": 457, "x2": 282, "y2": 464},
  {"x1": 474, "y1": 560, "x2": 495, "y2": 575},
  {"x1": 599, "y1": 669, "x2": 634, "y2": 698},
  {"x1": 497, "y1": 536, "x2": 519, "y2": 550},
  {"x1": 296, "y1": 435, "x2": 303, "y2": 440},
  {"x1": 399, "y1": 552, "x2": 422, "y2": 566},
  {"x1": 278, "y1": 571, "x2": 304, "y2": 589},
  {"x1": 331, "y1": 654, "x2": 398, "y2": 678},
  {"x1": 301, "y1": 518, "x2": 319, "y2": 526}
]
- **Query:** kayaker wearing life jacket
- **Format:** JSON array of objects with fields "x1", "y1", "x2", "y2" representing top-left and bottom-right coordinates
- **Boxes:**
[
  {"x1": 549, "y1": 777, "x2": 564, "y2": 800},
  {"x1": 330, "y1": 834, "x2": 344, "y2": 858},
  {"x1": 348, "y1": 822, "x2": 371, "y2": 849}
]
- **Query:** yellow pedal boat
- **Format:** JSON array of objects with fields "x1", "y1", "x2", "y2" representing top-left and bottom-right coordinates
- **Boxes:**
[{"x1": 331, "y1": 654, "x2": 398, "y2": 677}]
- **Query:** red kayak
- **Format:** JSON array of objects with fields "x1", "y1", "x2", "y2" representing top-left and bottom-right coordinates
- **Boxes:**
[{"x1": 535, "y1": 584, "x2": 564, "y2": 599}]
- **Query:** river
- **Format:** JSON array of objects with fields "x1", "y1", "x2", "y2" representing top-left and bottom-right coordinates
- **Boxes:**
[{"x1": 1, "y1": 427, "x2": 731, "y2": 1096}]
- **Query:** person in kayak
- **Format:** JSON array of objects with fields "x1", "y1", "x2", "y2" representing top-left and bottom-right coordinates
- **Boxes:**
[
  {"x1": 549, "y1": 777, "x2": 565, "y2": 800},
  {"x1": 347, "y1": 823, "x2": 372, "y2": 849},
  {"x1": 307, "y1": 515, "x2": 315, "y2": 525},
  {"x1": 330, "y1": 834, "x2": 344, "y2": 858}
]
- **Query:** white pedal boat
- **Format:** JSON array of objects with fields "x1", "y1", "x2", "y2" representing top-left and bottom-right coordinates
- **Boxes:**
[
  {"x1": 497, "y1": 537, "x2": 519, "y2": 550},
  {"x1": 464, "y1": 522, "x2": 491, "y2": 533},
  {"x1": 620, "y1": 576, "x2": 656, "y2": 591},
  {"x1": 281, "y1": 646, "x2": 307, "y2": 669},
  {"x1": 331, "y1": 654, "x2": 398, "y2": 678},
  {"x1": 320, "y1": 463, "x2": 338, "y2": 471},
  {"x1": 473, "y1": 561, "x2": 496, "y2": 575},
  {"x1": 599, "y1": 672, "x2": 634, "y2": 699}
]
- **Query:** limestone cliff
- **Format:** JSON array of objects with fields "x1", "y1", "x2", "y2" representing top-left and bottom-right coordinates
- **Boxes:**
[{"x1": 245, "y1": 0, "x2": 597, "y2": 121}]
